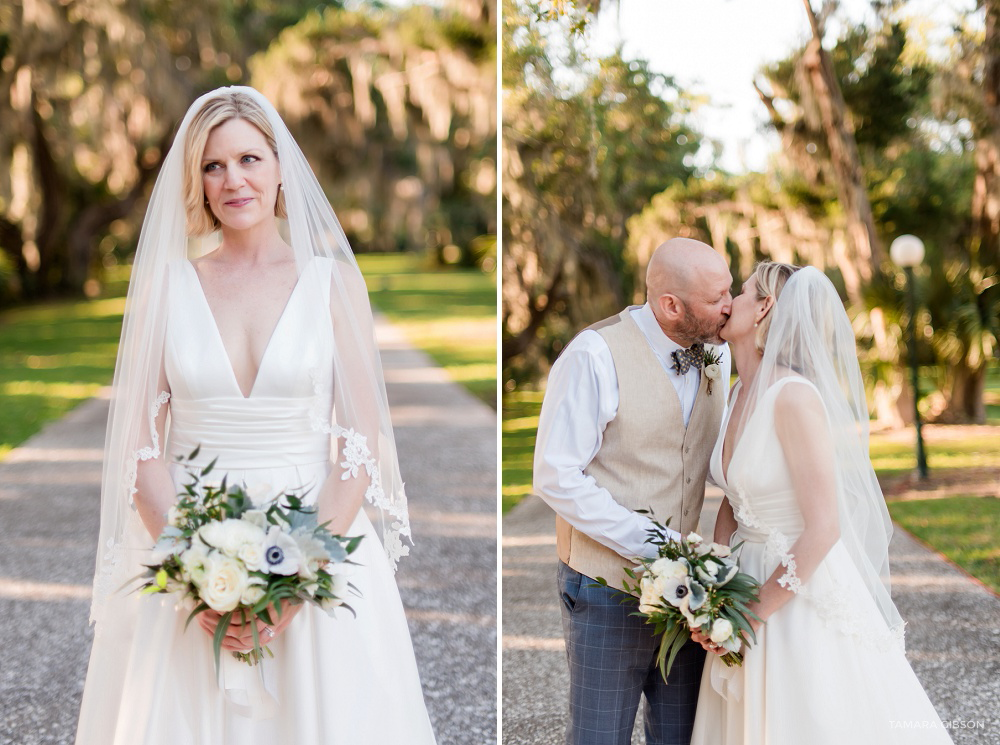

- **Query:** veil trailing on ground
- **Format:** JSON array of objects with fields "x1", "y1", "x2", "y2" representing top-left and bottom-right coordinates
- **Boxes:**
[
  {"x1": 90, "y1": 86, "x2": 411, "y2": 625},
  {"x1": 729, "y1": 266, "x2": 905, "y2": 649}
]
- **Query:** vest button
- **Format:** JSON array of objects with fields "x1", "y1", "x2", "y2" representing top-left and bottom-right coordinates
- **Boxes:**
[
  {"x1": 683, "y1": 508, "x2": 690, "y2": 516},
  {"x1": 685, "y1": 447, "x2": 690, "y2": 453},
  {"x1": 686, "y1": 477, "x2": 692, "y2": 483}
]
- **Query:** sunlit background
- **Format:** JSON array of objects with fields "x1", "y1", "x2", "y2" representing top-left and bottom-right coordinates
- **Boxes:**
[
  {"x1": 502, "y1": 0, "x2": 998, "y2": 594},
  {"x1": 0, "y1": 0, "x2": 498, "y2": 459}
]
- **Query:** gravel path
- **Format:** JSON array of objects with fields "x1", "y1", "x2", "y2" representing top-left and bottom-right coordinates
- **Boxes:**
[
  {"x1": 0, "y1": 315, "x2": 497, "y2": 745},
  {"x1": 502, "y1": 489, "x2": 1000, "y2": 744}
]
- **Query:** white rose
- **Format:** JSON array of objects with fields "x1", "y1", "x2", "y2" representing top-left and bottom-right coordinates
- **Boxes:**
[
  {"x1": 638, "y1": 577, "x2": 661, "y2": 614},
  {"x1": 686, "y1": 532, "x2": 703, "y2": 545},
  {"x1": 709, "y1": 543, "x2": 732, "y2": 558},
  {"x1": 710, "y1": 618, "x2": 734, "y2": 644},
  {"x1": 198, "y1": 519, "x2": 266, "y2": 559},
  {"x1": 200, "y1": 553, "x2": 248, "y2": 612},
  {"x1": 240, "y1": 582, "x2": 266, "y2": 606},
  {"x1": 237, "y1": 539, "x2": 267, "y2": 573},
  {"x1": 650, "y1": 557, "x2": 689, "y2": 579},
  {"x1": 180, "y1": 541, "x2": 211, "y2": 586},
  {"x1": 704, "y1": 363, "x2": 721, "y2": 381}
]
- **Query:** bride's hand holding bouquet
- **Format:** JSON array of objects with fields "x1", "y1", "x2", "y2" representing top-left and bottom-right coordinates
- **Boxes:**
[{"x1": 137, "y1": 448, "x2": 361, "y2": 673}]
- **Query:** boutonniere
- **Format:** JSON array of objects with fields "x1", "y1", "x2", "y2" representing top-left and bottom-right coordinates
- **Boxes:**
[{"x1": 703, "y1": 348, "x2": 723, "y2": 395}]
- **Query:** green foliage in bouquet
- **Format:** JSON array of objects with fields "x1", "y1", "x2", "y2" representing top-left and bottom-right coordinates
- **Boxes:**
[
  {"x1": 137, "y1": 447, "x2": 362, "y2": 675},
  {"x1": 596, "y1": 513, "x2": 762, "y2": 682}
]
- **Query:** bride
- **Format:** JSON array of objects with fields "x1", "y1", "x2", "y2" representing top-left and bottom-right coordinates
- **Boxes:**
[
  {"x1": 690, "y1": 262, "x2": 953, "y2": 744},
  {"x1": 75, "y1": 87, "x2": 437, "y2": 744}
]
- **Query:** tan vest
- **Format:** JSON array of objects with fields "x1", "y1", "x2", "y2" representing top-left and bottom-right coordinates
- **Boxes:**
[{"x1": 555, "y1": 308, "x2": 725, "y2": 592}]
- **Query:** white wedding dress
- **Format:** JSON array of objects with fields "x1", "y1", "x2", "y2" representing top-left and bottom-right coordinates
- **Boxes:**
[
  {"x1": 76, "y1": 257, "x2": 437, "y2": 744},
  {"x1": 691, "y1": 377, "x2": 953, "y2": 745}
]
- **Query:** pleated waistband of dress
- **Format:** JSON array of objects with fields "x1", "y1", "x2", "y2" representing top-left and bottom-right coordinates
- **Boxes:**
[{"x1": 167, "y1": 396, "x2": 330, "y2": 470}]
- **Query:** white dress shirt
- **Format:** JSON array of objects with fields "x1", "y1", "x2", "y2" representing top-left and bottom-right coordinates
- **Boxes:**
[{"x1": 533, "y1": 304, "x2": 732, "y2": 560}]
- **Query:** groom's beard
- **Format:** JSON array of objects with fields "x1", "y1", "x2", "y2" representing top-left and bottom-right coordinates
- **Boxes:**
[{"x1": 677, "y1": 311, "x2": 728, "y2": 346}]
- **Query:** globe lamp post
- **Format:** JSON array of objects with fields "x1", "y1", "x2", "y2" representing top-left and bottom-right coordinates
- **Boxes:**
[{"x1": 889, "y1": 234, "x2": 928, "y2": 480}]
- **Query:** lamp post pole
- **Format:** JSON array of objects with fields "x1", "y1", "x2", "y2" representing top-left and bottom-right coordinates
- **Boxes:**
[
  {"x1": 891, "y1": 234, "x2": 929, "y2": 481},
  {"x1": 903, "y1": 265, "x2": 928, "y2": 480}
]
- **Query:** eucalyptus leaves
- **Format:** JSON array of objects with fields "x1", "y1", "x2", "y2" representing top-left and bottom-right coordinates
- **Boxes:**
[
  {"x1": 597, "y1": 515, "x2": 761, "y2": 681},
  {"x1": 139, "y1": 448, "x2": 361, "y2": 673}
]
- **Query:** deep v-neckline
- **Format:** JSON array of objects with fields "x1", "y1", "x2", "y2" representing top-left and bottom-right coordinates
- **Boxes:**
[
  {"x1": 185, "y1": 259, "x2": 310, "y2": 399},
  {"x1": 718, "y1": 381, "x2": 743, "y2": 487}
]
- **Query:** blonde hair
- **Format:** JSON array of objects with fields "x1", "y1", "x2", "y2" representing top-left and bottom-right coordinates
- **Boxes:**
[
  {"x1": 183, "y1": 91, "x2": 287, "y2": 236},
  {"x1": 753, "y1": 260, "x2": 800, "y2": 354}
]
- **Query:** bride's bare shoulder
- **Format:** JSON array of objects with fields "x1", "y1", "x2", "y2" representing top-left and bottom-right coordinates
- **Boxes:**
[{"x1": 773, "y1": 378, "x2": 826, "y2": 431}]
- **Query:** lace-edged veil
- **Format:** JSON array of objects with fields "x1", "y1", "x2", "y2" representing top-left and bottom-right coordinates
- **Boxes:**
[
  {"x1": 729, "y1": 265, "x2": 905, "y2": 648},
  {"x1": 90, "y1": 86, "x2": 411, "y2": 625}
]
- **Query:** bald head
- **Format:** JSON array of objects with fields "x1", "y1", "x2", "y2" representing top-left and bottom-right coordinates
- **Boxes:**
[
  {"x1": 646, "y1": 238, "x2": 726, "y2": 303},
  {"x1": 646, "y1": 237, "x2": 733, "y2": 345}
]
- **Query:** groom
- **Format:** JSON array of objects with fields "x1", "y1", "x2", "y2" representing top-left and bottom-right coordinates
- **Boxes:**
[{"x1": 533, "y1": 238, "x2": 733, "y2": 745}]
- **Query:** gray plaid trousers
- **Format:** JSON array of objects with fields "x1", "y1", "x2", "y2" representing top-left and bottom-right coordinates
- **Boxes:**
[{"x1": 558, "y1": 561, "x2": 706, "y2": 745}]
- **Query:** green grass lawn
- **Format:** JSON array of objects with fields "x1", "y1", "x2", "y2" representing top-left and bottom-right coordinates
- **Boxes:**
[
  {"x1": 888, "y1": 496, "x2": 1000, "y2": 594},
  {"x1": 0, "y1": 252, "x2": 495, "y2": 462},
  {"x1": 502, "y1": 391, "x2": 542, "y2": 513},
  {"x1": 356, "y1": 253, "x2": 496, "y2": 408},
  {"x1": 869, "y1": 434, "x2": 1000, "y2": 480},
  {"x1": 0, "y1": 296, "x2": 125, "y2": 459}
]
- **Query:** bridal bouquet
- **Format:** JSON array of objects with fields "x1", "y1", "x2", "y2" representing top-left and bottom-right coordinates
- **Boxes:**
[
  {"x1": 597, "y1": 517, "x2": 761, "y2": 681},
  {"x1": 138, "y1": 448, "x2": 361, "y2": 672}
]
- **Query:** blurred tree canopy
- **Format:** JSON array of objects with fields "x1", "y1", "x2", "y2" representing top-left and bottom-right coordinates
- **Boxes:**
[
  {"x1": 252, "y1": 2, "x2": 496, "y2": 259},
  {"x1": 504, "y1": 0, "x2": 999, "y2": 425},
  {"x1": 0, "y1": 0, "x2": 495, "y2": 303},
  {"x1": 502, "y1": 0, "x2": 701, "y2": 381}
]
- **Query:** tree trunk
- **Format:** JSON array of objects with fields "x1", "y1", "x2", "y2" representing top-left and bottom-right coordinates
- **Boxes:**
[
  {"x1": 973, "y1": 0, "x2": 1000, "y2": 271},
  {"x1": 0, "y1": 216, "x2": 29, "y2": 299},
  {"x1": 501, "y1": 256, "x2": 566, "y2": 364},
  {"x1": 800, "y1": 1, "x2": 903, "y2": 425},
  {"x1": 31, "y1": 95, "x2": 70, "y2": 296},
  {"x1": 800, "y1": 1, "x2": 886, "y2": 300},
  {"x1": 939, "y1": 364, "x2": 987, "y2": 424},
  {"x1": 65, "y1": 131, "x2": 172, "y2": 288}
]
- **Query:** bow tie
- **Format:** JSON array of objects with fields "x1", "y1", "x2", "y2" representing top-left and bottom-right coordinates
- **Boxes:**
[{"x1": 670, "y1": 343, "x2": 705, "y2": 375}]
